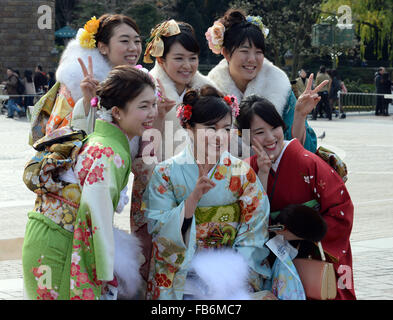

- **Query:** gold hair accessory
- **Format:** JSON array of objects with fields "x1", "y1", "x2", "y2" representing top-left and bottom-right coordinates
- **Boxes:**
[{"x1": 143, "y1": 20, "x2": 181, "y2": 63}]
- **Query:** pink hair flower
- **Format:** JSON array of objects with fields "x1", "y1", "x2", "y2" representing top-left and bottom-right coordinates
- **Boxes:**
[
  {"x1": 205, "y1": 21, "x2": 225, "y2": 55},
  {"x1": 90, "y1": 96, "x2": 99, "y2": 108}
]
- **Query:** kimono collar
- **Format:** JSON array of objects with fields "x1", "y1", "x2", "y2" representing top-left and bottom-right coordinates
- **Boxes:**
[
  {"x1": 94, "y1": 119, "x2": 131, "y2": 155},
  {"x1": 271, "y1": 139, "x2": 294, "y2": 172}
]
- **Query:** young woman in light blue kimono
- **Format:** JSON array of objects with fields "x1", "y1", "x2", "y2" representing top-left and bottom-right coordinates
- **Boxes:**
[{"x1": 142, "y1": 85, "x2": 305, "y2": 300}]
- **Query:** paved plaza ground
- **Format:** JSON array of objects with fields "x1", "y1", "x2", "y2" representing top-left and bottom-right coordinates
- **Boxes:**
[{"x1": 0, "y1": 109, "x2": 392, "y2": 300}]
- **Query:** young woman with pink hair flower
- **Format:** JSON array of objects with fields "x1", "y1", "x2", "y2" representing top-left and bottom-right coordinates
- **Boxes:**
[{"x1": 206, "y1": 9, "x2": 327, "y2": 153}]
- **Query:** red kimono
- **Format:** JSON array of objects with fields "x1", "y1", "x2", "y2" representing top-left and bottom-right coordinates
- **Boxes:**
[{"x1": 248, "y1": 139, "x2": 356, "y2": 300}]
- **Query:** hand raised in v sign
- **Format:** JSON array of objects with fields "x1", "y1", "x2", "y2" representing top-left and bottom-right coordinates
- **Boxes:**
[
  {"x1": 78, "y1": 56, "x2": 100, "y2": 115},
  {"x1": 295, "y1": 73, "x2": 330, "y2": 117}
]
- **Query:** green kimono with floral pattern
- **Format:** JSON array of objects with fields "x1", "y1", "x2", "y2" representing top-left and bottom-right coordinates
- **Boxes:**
[
  {"x1": 22, "y1": 120, "x2": 131, "y2": 300},
  {"x1": 69, "y1": 120, "x2": 131, "y2": 299}
]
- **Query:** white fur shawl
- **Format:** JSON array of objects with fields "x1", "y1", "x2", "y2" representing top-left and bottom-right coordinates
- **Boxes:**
[
  {"x1": 208, "y1": 58, "x2": 291, "y2": 116},
  {"x1": 113, "y1": 227, "x2": 143, "y2": 300},
  {"x1": 149, "y1": 61, "x2": 216, "y2": 124},
  {"x1": 185, "y1": 249, "x2": 251, "y2": 300},
  {"x1": 149, "y1": 62, "x2": 215, "y2": 159},
  {"x1": 55, "y1": 38, "x2": 112, "y2": 103}
]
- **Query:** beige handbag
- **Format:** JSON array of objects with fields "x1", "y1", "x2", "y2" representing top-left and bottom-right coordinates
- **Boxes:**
[{"x1": 293, "y1": 242, "x2": 337, "y2": 300}]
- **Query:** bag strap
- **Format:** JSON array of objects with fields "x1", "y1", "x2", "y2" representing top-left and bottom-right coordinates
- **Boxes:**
[{"x1": 317, "y1": 242, "x2": 326, "y2": 262}]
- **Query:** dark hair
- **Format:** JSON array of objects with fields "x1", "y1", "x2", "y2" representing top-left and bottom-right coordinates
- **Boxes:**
[
  {"x1": 236, "y1": 95, "x2": 287, "y2": 131},
  {"x1": 36, "y1": 65, "x2": 43, "y2": 71},
  {"x1": 48, "y1": 71, "x2": 55, "y2": 79},
  {"x1": 330, "y1": 69, "x2": 338, "y2": 78},
  {"x1": 219, "y1": 9, "x2": 265, "y2": 56},
  {"x1": 96, "y1": 65, "x2": 155, "y2": 111},
  {"x1": 276, "y1": 204, "x2": 327, "y2": 242},
  {"x1": 319, "y1": 65, "x2": 326, "y2": 73},
  {"x1": 160, "y1": 22, "x2": 200, "y2": 58},
  {"x1": 95, "y1": 14, "x2": 140, "y2": 45},
  {"x1": 24, "y1": 70, "x2": 33, "y2": 82},
  {"x1": 180, "y1": 85, "x2": 231, "y2": 128}
]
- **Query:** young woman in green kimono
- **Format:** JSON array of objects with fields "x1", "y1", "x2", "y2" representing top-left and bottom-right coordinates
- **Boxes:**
[
  {"x1": 22, "y1": 65, "x2": 157, "y2": 300},
  {"x1": 142, "y1": 86, "x2": 279, "y2": 300}
]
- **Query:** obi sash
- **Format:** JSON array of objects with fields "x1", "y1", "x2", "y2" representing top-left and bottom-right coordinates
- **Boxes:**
[{"x1": 194, "y1": 202, "x2": 241, "y2": 249}]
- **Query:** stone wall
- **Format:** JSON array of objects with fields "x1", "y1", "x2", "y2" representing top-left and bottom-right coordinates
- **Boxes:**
[{"x1": 0, "y1": 0, "x2": 56, "y2": 80}]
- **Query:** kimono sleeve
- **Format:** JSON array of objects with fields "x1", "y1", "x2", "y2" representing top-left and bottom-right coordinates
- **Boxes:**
[
  {"x1": 233, "y1": 164, "x2": 271, "y2": 280},
  {"x1": 310, "y1": 157, "x2": 354, "y2": 263},
  {"x1": 282, "y1": 91, "x2": 317, "y2": 153},
  {"x1": 74, "y1": 146, "x2": 130, "y2": 281},
  {"x1": 142, "y1": 162, "x2": 187, "y2": 267},
  {"x1": 71, "y1": 97, "x2": 96, "y2": 135}
]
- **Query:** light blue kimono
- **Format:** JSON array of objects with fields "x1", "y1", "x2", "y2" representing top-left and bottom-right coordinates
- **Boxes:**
[{"x1": 142, "y1": 146, "x2": 272, "y2": 300}]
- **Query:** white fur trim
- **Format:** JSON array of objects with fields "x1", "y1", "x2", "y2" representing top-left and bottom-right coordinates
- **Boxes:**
[
  {"x1": 149, "y1": 62, "x2": 216, "y2": 159},
  {"x1": 55, "y1": 38, "x2": 112, "y2": 102},
  {"x1": 187, "y1": 249, "x2": 251, "y2": 300},
  {"x1": 208, "y1": 58, "x2": 291, "y2": 116},
  {"x1": 113, "y1": 227, "x2": 143, "y2": 300},
  {"x1": 149, "y1": 61, "x2": 216, "y2": 124}
]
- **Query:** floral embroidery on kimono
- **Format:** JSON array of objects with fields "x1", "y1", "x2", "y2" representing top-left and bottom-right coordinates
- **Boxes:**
[
  {"x1": 142, "y1": 146, "x2": 272, "y2": 300},
  {"x1": 69, "y1": 120, "x2": 131, "y2": 300}
]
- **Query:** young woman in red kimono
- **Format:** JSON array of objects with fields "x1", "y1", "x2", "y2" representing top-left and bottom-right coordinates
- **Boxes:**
[{"x1": 236, "y1": 95, "x2": 356, "y2": 300}]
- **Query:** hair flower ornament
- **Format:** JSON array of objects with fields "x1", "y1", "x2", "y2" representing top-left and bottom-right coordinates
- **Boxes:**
[
  {"x1": 246, "y1": 15, "x2": 269, "y2": 38},
  {"x1": 143, "y1": 20, "x2": 181, "y2": 63},
  {"x1": 78, "y1": 16, "x2": 100, "y2": 49},
  {"x1": 205, "y1": 21, "x2": 226, "y2": 55},
  {"x1": 91, "y1": 96, "x2": 113, "y2": 122},
  {"x1": 176, "y1": 104, "x2": 193, "y2": 124},
  {"x1": 224, "y1": 95, "x2": 240, "y2": 118},
  {"x1": 90, "y1": 96, "x2": 99, "y2": 108}
]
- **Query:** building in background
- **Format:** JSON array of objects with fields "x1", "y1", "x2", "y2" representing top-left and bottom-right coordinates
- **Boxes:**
[{"x1": 0, "y1": 0, "x2": 56, "y2": 79}]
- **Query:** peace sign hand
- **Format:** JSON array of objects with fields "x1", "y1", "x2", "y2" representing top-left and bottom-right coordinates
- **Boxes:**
[
  {"x1": 295, "y1": 73, "x2": 329, "y2": 117},
  {"x1": 78, "y1": 56, "x2": 99, "y2": 115},
  {"x1": 252, "y1": 138, "x2": 273, "y2": 175},
  {"x1": 192, "y1": 162, "x2": 216, "y2": 201}
]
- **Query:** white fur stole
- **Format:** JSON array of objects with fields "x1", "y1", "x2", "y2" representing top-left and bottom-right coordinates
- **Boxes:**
[
  {"x1": 113, "y1": 227, "x2": 143, "y2": 300},
  {"x1": 55, "y1": 38, "x2": 112, "y2": 103},
  {"x1": 208, "y1": 58, "x2": 292, "y2": 116},
  {"x1": 186, "y1": 249, "x2": 251, "y2": 300}
]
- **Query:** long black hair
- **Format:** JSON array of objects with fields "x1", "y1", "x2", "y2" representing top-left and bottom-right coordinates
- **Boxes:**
[{"x1": 24, "y1": 70, "x2": 33, "y2": 83}]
